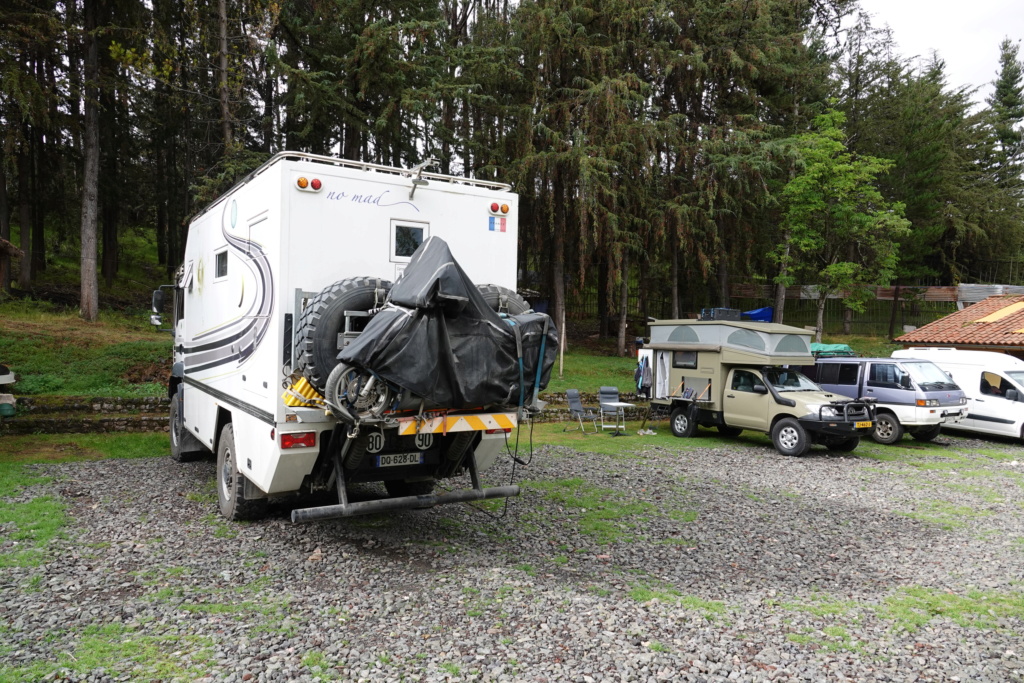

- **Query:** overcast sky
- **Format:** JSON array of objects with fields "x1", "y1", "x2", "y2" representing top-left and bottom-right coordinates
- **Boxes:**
[{"x1": 851, "y1": 0, "x2": 1024, "y2": 106}]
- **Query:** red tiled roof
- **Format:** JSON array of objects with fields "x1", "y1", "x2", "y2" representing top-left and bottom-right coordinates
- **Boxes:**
[{"x1": 896, "y1": 295, "x2": 1024, "y2": 347}]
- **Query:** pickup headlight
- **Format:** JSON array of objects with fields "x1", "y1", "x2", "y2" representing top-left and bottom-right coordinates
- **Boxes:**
[
  {"x1": 916, "y1": 399, "x2": 940, "y2": 407},
  {"x1": 807, "y1": 404, "x2": 838, "y2": 419}
]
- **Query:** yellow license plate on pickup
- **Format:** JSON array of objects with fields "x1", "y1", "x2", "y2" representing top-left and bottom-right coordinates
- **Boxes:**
[{"x1": 855, "y1": 421, "x2": 873, "y2": 429}]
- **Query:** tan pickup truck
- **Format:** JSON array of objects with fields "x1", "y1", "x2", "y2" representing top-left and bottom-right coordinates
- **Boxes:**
[{"x1": 645, "y1": 320, "x2": 875, "y2": 456}]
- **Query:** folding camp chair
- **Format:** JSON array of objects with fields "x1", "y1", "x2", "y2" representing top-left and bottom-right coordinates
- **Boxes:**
[
  {"x1": 564, "y1": 389, "x2": 598, "y2": 433},
  {"x1": 598, "y1": 386, "x2": 630, "y2": 433}
]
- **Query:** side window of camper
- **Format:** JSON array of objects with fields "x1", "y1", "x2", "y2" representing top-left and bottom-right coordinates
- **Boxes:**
[
  {"x1": 673, "y1": 351, "x2": 697, "y2": 368},
  {"x1": 214, "y1": 249, "x2": 228, "y2": 279},
  {"x1": 837, "y1": 363, "x2": 859, "y2": 385}
]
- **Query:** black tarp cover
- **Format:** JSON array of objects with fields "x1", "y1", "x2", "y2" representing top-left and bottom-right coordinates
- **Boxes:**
[{"x1": 339, "y1": 237, "x2": 557, "y2": 409}]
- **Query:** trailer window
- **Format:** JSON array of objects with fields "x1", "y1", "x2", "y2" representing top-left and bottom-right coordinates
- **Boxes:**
[
  {"x1": 391, "y1": 220, "x2": 429, "y2": 261},
  {"x1": 672, "y1": 351, "x2": 697, "y2": 368},
  {"x1": 215, "y1": 250, "x2": 228, "y2": 279}
]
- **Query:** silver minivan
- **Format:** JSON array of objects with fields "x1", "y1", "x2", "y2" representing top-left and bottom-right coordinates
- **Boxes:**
[{"x1": 805, "y1": 358, "x2": 968, "y2": 444}]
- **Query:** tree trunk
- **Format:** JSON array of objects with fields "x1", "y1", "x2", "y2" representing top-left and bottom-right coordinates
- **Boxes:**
[
  {"x1": 617, "y1": 251, "x2": 629, "y2": 356},
  {"x1": 717, "y1": 236, "x2": 729, "y2": 307},
  {"x1": 31, "y1": 125, "x2": 45, "y2": 275},
  {"x1": 670, "y1": 231, "x2": 679, "y2": 318},
  {"x1": 842, "y1": 306, "x2": 852, "y2": 335},
  {"x1": 80, "y1": 0, "x2": 100, "y2": 321},
  {"x1": 815, "y1": 295, "x2": 826, "y2": 343},
  {"x1": 551, "y1": 172, "x2": 566, "y2": 353},
  {"x1": 0, "y1": 144, "x2": 10, "y2": 293},
  {"x1": 773, "y1": 233, "x2": 791, "y2": 324},
  {"x1": 17, "y1": 139, "x2": 31, "y2": 289},
  {"x1": 218, "y1": 0, "x2": 232, "y2": 148}
]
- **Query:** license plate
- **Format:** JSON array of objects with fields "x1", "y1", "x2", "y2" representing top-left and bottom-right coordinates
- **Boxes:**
[
  {"x1": 375, "y1": 452, "x2": 424, "y2": 468},
  {"x1": 855, "y1": 421, "x2": 873, "y2": 429}
]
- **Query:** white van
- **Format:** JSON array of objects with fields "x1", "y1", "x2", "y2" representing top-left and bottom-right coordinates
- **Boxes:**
[{"x1": 891, "y1": 348, "x2": 1024, "y2": 440}]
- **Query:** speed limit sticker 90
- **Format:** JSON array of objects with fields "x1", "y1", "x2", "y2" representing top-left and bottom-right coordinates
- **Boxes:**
[{"x1": 414, "y1": 433, "x2": 433, "y2": 450}]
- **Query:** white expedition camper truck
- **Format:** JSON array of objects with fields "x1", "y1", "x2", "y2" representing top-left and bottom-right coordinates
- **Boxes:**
[{"x1": 152, "y1": 153, "x2": 556, "y2": 523}]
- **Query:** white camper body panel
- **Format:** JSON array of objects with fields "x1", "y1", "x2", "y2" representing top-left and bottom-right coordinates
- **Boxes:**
[
  {"x1": 892, "y1": 348, "x2": 1024, "y2": 439},
  {"x1": 175, "y1": 155, "x2": 519, "y2": 494}
]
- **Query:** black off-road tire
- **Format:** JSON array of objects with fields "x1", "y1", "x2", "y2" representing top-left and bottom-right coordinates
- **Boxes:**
[
  {"x1": 717, "y1": 425, "x2": 744, "y2": 438},
  {"x1": 477, "y1": 284, "x2": 530, "y2": 315},
  {"x1": 772, "y1": 417, "x2": 810, "y2": 457},
  {"x1": 170, "y1": 389, "x2": 206, "y2": 463},
  {"x1": 911, "y1": 424, "x2": 942, "y2": 442},
  {"x1": 384, "y1": 479, "x2": 436, "y2": 498},
  {"x1": 871, "y1": 412, "x2": 904, "y2": 445},
  {"x1": 216, "y1": 423, "x2": 267, "y2": 521},
  {"x1": 296, "y1": 277, "x2": 392, "y2": 392},
  {"x1": 670, "y1": 405, "x2": 697, "y2": 437}
]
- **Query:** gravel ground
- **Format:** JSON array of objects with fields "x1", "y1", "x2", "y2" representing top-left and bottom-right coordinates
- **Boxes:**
[{"x1": 2, "y1": 429, "x2": 1024, "y2": 682}]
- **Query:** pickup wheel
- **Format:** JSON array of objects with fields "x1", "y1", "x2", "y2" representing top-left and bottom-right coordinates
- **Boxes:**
[
  {"x1": 871, "y1": 413, "x2": 904, "y2": 445},
  {"x1": 717, "y1": 425, "x2": 743, "y2": 437},
  {"x1": 169, "y1": 389, "x2": 205, "y2": 462},
  {"x1": 670, "y1": 405, "x2": 696, "y2": 437},
  {"x1": 910, "y1": 424, "x2": 942, "y2": 442},
  {"x1": 477, "y1": 284, "x2": 530, "y2": 314},
  {"x1": 216, "y1": 423, "x2": 267, "y2": 521},
  {"x1": 296, "y1": 277, "x2": 392, "y2": 393},
  {"x1": 772, "y1": 417, "x2": 810, "y2": 457}
]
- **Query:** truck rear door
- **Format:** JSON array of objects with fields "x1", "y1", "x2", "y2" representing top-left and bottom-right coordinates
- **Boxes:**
[{"x1": 722, "y1": 369, "x2": 771, "y2": 430}]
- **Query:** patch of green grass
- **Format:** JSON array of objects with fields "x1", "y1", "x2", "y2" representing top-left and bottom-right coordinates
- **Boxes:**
[
  {"x1": 881, "y1": 586, "x2": 1024, "y2": 631},
  {"x1": 0, "y1": 623, "x2": 215, "y2": 681},
  {"x1": 628, "y1": 584, "x2": 727, "y2": 619},
  {"x1": 647, "y1": 641, "x2": 667, "y2": 652},
  {"x1": 0, "y1": 433, "x2": 169, "y2": 465},
  {"x1": 0, "y1": 496, "x2": 66, "y2": 568},
  {"x1": 524, "y1": 478, "x2": 654, "y2": 544},
  {"x1": 900, "y1": 499, "x2": 992, "y2": 530},
  {"x1": 542, "y1": 352, "x2": 637, "y2": 395},
  {"x1": 440, "y1": 662, "x2": 461, "y2": 676},
  {"x1": 526, "y1": 421, "x2": 724, "y2": 456},
  {"x1": 552, "y1": 554, "x2": 569, "y2": 565}
]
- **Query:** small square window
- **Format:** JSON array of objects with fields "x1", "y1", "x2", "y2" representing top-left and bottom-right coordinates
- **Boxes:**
[
  {"x1": 673, "y1": 351, "x2": 697, "y2": 369},
  {"x1": 390, "y1": 220, "x2": 429, "y2": 262},
  {"x1": 215, "y1": 250, "x2": 228, "y2": 278}
]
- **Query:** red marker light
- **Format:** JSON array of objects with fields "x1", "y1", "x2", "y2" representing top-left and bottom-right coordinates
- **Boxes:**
[
  {"x1": 281, "y1": 432, "x2": 316, "y2": 449},
  {"x1": 297, "y1": 177, "x2": 309, "y2": 189},
  {"x1": 311, "y1": 178, "x2": 322, "y2": 190},
  {"x1": 490, "y1": 202, "x2": 499, "y2": 212}
]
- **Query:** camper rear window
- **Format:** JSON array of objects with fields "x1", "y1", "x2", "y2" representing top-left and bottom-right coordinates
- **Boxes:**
[
  {"x1": 215, "y1": 250, "x2": 228, "y2": 278},
  {"x1": 673, "y1": 351, "x2": 697, "y2": 368},
  {"x1": 395, "y1": 224, "x2": 423, "y2": 257}
]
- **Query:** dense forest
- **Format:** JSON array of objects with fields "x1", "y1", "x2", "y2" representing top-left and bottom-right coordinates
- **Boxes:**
[{"x1": 1, "y1": 0, "x2": 1022, "y2": 349}]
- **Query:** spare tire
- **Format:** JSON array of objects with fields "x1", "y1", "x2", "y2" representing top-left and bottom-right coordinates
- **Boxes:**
[
  {"x1": 296, "y1": 277, "x2": 391, "y2": 392},
  {"x1": 477, "y1": 284, "x2": 530, "y2": 315}
]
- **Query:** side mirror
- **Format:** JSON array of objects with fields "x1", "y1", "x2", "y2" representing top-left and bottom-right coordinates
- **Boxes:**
[
  {"x1": 1007, "y1": 389, "x2": 1019, "y2": 402},
  {"x1": 753, "y1": 384, "x2": 768, "y2": 395},
  {"x1": 151, "y1": 289, "x2": 165, "y2": 313},
  {"x1": 899, "y1": 375, "x2": 912, "y2": 389}
]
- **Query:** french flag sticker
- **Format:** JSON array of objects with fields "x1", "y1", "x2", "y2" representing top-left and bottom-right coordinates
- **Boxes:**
[{"x1": 488, "y1": 216, "x2": 506, "y2": 233}]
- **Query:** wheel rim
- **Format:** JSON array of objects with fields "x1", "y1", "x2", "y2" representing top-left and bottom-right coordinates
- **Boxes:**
[
  {"x1": 876, "y1": 418, "x2": 894, "y2": 439},
  {"x1": 778, "y1": 425, "x2": 800, "y2": 451},
  {"x1": 220, "y1": 446, "x2": 235, "y2": 502},
  {"x1": 673, "y1": 413, "x2": 689, "y2": 433}
]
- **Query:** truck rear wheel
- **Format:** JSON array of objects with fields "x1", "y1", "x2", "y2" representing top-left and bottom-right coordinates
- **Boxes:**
[
  {"x1": 670, "y1": 405, "x2": 696, "y2": 437},
  {"x1": 910, "y1": 424, "x2": 942, "y2": 442},
  {"x1": 170, "y1": 389, "x2": 205, "y2": 462},
  {"x1": 477, "y1": 284, "x2": 530, "y2": 315},
  {"x1": 216, "y1": 423, "x2": 267, "y2": 521},
  {"x1": 871, "y1": 413, "x2": 904, "y2": 445},
  {"x1": 296, "y1": 277, "x2": 392, "y2": 392},
  {"x1": 772, "y1": 417, "x2": 810, "y2": 457}
]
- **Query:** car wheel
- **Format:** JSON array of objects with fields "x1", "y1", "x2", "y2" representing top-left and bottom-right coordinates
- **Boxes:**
[
  {"x1": 216, "y1": 423, "x2": 267, "y2": 521},
  {"x1": 771, "y1": 417, "x2": 810, "y2": 457},
  {"x1": 911, "y1": 424, "x2": 942, "y2": 442},
  {"x1": 871, "y1": 413, "x2": 904, "y2": 445},
  {"x1": 670, "y1": 405, "x2": 696, "y2": 437}
]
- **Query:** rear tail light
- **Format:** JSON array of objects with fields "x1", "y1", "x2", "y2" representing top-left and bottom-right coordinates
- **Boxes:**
[
  {"x1": 485, "y1": 428, "x2": 512, "y2": 434},
  {"x1": 281, "y1": 431, "x2": 316, "y2": 448}
]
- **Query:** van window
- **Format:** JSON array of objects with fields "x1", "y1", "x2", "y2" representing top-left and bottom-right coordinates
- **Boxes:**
[
  {"x1": 673, "y1": 351, "x2": 697, "y2": 368},
  {"x1": 731, "y1": 370, "x2": 765, "y2": 393},
  {"x1": 868, "y1": 363, "x2": 910, "y2": 389},
  {"x1": 981, "y1": 372, "x2": 1012, "y2": 397},
  {"x1": 817, "y1": 364, "x2": 840, "y2": 384},
  {"x1": 214, "y1": 250, "x2": 228, "y2": 279},
  {"x1": 837, "y1": 363, "x2": 859, "y2": 385}
]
